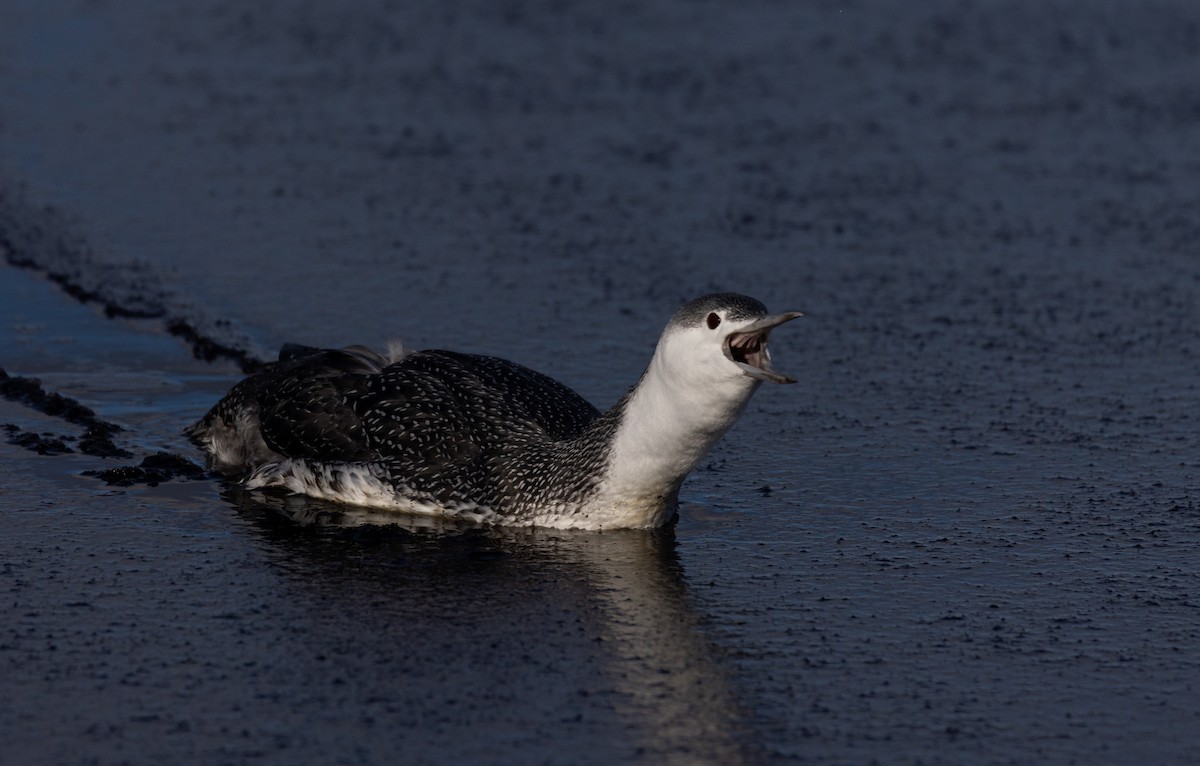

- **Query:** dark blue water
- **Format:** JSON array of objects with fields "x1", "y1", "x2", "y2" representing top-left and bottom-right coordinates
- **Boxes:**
[{"x1": 3, "y1": 2, "x2": 1200, "y2": 764}]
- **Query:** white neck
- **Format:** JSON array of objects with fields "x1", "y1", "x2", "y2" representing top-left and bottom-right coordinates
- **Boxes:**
[{"x1": 591, "y1": 346, "x2": 759, "y2": 527}]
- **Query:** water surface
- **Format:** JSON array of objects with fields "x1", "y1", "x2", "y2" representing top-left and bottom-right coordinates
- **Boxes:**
[{"x1": 3, "y1": 2, "x2": 1200, "y2": 764}]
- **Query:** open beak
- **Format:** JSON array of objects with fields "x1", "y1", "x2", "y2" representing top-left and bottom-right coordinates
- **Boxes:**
[{"x1": 722, "y1": 311, "x2": 803, "y2": 384}]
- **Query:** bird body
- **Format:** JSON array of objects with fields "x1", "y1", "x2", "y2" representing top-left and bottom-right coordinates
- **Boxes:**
[{"x1": 189, "y1": 293, "x2": 801, "y2": 529}]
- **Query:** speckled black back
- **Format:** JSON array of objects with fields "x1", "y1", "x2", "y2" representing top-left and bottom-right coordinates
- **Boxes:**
[{"x1": 192, "y1": 346, "x2": 619, "y2": 515}]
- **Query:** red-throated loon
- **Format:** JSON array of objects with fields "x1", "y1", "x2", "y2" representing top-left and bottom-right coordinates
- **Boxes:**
[{"x1": 188, "y1": 293, "x2": 802, "y2": 529}]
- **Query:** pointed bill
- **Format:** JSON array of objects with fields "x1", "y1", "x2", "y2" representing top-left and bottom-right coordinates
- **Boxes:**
[{"x1": 722, "y1": 311, "x2": 804, "y2": 384}]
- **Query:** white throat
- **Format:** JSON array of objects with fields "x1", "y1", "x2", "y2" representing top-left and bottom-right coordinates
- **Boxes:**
[{"x1": 591, "y1": 342, "x2": 760, "y2": 527}]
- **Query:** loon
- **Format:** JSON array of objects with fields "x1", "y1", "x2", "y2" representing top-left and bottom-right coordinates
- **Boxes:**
[{"x1": 188, "y1": 293, "x2": 802, "y2": 530}]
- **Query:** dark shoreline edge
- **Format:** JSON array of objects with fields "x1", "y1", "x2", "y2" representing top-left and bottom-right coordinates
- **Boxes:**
[
  {"x1": 0, "y1": 188, "x2": 230, "y2": 482},
  {"x1": 0, "y1": 367, "x2": 129, "y2": 457},
  {"x1": 0, "y1": 188, "x2": 267, "y2": 374},
  {"x1": 0, "y1": 365, "x2": 208, "y2": 483}
]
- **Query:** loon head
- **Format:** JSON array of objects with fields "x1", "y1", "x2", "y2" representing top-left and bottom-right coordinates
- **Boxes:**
[
  {"x1": 656, "y1": 293, "x2": 803, "y2": 392},
  {"x1": 590, "y1": 293, "x2": 803, "y2": 526}
]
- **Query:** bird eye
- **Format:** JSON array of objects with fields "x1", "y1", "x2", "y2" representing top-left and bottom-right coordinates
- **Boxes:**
[{"x1": 707, "y1": 312, "x2": 721, "y2": 329}]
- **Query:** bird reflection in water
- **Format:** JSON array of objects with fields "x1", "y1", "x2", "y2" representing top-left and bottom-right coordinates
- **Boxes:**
[{"x1": 225, "y1": 488, "x2": 755, "y2": 765}]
